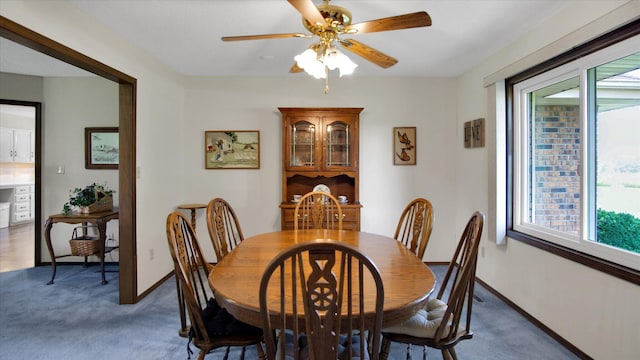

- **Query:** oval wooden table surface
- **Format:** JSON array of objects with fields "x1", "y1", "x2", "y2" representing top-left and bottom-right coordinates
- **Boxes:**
[{"x1": 208, "y1": 229, "x2": 436, "y2": 328}]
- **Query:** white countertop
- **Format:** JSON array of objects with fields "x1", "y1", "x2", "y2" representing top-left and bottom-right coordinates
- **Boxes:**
[{"x1": 0, "y1": 182, "x2": 34, "y2": 188}]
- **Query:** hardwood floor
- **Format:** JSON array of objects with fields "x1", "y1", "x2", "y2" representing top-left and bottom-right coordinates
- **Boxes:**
[{"x1": 0, "y1": 222, "x2": 34, "y2": 272}]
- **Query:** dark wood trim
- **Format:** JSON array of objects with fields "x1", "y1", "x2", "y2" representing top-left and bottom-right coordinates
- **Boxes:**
[
  {"x1": 136, "y1": 271, "x2": 174, "y2": 302},
  {"x1": 0, "y1": 17, "x2": 135, "y2": 84},
  {"x1": 505, "y1": 18, "x2": 640, "y2": 286},
  {"x1": 475, "y1": 277, "x2": 593, "y2": 360},
  {"x1": 0, "y1": 15, "x2": 138, "y2": 304},
  {"x1": 119, "y1": 83, "x2": 137, "y2": 304}
]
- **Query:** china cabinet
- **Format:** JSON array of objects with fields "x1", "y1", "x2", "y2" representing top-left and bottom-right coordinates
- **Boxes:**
[{"x1": 279, "y1": 107, "x2": 362, "y2": 230}]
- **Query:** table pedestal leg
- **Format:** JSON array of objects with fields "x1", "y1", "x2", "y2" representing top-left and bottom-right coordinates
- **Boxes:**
[
  {"x1": 97, "y1": 218, "x2": 108, "y2": 285},
  {"x1": 189, "y1": 209, "x2": 197, "y2": 230}
]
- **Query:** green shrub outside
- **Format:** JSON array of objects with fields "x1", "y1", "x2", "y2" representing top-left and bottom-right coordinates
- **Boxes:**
[{"x1": 597, "y1": 209, "x2": 640, "y2": 253}]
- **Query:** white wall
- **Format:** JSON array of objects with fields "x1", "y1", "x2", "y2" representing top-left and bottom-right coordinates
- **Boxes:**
[
  {"x1": 41, "y1": 76, "x2": 120, "y2": 261},
  {"x1": 183, "y1": 76, "x2": 458, "y2": 262},
  {"x1": 457, "y1": 1, "x2": 640, "y2": 359}
]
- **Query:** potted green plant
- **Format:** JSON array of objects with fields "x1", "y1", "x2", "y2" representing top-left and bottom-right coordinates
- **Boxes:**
[{"x1": 62, "y1": 183, "x2": 115, "y2": 215}]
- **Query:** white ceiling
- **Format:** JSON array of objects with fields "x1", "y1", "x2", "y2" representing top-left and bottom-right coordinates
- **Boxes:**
[{"x1": 1, "y1": 0, "x2": 580, "y2": 78}]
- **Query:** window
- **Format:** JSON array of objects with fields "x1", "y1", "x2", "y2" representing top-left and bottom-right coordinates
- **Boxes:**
[{"x1": 507, "y1": 22, "x2": 640, "y2": 279}]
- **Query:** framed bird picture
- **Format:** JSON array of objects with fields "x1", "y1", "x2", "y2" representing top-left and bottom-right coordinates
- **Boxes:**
[{"x1": 393, "y1": 127, "x2": 416, "y2": 165}]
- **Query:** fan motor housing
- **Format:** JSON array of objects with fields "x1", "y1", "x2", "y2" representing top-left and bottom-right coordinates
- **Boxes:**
[{"x1": 303, "y1": 4, "x2": 352, "y2": 35}]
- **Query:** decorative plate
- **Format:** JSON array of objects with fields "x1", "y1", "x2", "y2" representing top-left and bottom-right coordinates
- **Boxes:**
[{"x1": 313, "y1": 184, "x2": 330, "y2": 194}]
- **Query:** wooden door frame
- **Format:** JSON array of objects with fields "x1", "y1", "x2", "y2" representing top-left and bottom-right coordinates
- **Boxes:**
[{"x1": 0, "y1": 15, "x2": 138, "y2": 304}]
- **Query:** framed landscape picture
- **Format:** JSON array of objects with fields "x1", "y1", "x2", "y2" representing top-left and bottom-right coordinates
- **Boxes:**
[
  {"x1": 205, "y1": 130, "x2": 260, "y2": 169},
  {"x1": 85, "y1": 127, "x2": 119, "y2": 169},
  {"x1": 393, "y1": 127, "x2": 416, "y2": 165}
]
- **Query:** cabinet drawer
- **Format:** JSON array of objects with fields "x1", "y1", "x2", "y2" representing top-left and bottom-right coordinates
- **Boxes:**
[
  {"x1": 13, "y1": 211, "x2": 30, "y2": 222},
  {"x1": 283, "y1": 208, "x2": 358, "y2": 222},
  {"x1": 281, "y1": 206, "x2": 360, "y2": 231},
  {"x1": 15, "y1": 185, "x2": 30, "y2": 194},
  {"x1": 14, "y1": 193, "x2": 30, "y2": 203},
  {"x1": 14, "y1": 202, "x2": 29, "y2": 212}
]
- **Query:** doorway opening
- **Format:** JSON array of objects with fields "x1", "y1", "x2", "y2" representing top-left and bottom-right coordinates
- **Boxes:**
[
  {"x1": 0, "y1": 101, "x2": 38, "y2": 272},
  {"x1": 1, "y1": 16, "x2": 138, "y2": 304}
]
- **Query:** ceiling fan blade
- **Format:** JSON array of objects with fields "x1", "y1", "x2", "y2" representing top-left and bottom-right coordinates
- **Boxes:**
[
  {"x1": 288, "y1": 0, "x2": 326, "y2": 27},
  {"x1": 222, "y1": 33, "x2": 311, "y2": 41},
  {"x1": 339, "y1": 38, "x2": 398, "y2": 69},
  {"x1": 345, "y1": 11, "x2": 431, "y2": 34},
  {"x1": 289, "y1": 63, "x2": 304, "y2": 73}
]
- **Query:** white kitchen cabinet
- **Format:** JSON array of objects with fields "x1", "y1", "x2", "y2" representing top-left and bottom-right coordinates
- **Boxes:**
[
  {"x1": 0, "y1": 127, "x2": 33, "y2": 163},
  {"x1": 12, "y1": 185, "x2": 33, "y2": 223}
]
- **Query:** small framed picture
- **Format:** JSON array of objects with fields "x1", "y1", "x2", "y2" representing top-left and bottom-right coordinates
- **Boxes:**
[
  {"x1": 464, "y1": 118, "x2": 485, "y2": 148},
  {"x1": 205, "y1": 130, "x2": 260, "y2": 169},
  {"x1": 393, "y1": 127, "x2": 416, "y2": 165},
  {"x1": 85, "y1": 127, "x2": 119, "y2": 169}
]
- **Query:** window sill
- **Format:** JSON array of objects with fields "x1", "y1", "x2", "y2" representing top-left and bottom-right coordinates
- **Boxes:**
[{"x1": 506, "y1": 230, "x2": 640, "y2": 285}]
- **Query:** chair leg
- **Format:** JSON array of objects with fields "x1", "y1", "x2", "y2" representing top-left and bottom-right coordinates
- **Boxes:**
[
  {"x1": 197, "y1": 350, "x2": 206, "y2": 360},
  {"x1": 256, "y1": 342, "x2": 266, "y2": 360},
  {"x1": 175, "y1": 274, "x2": 189, "y2": 337},
  {"x1": 379, "y1": 337, "x2": 391, "y2": 360},
  {"x1": 441, "y1": 348, "x2": 457, "y2": 360},
  {"x1": 406, "y1": 344, "x2": 412, "y2": 360},
  {"x1": 422, "y1": 345, "x2": 427, "y2": 360},
  {"x1": 449, "y1": 347, "x2": 459, "y2": 360}
]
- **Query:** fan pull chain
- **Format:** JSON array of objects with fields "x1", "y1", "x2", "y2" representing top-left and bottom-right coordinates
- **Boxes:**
[{"x1": 324, "y1": 65, "x2": 329, "y2": 94}]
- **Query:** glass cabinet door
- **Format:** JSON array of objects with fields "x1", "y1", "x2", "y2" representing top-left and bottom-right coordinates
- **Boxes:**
[
  {"x1": 325, "y1": 121, "x2": 351, "y2": 168},
  {"x1": 290, "y1": 121, "x2": 316, "y2": 168}
]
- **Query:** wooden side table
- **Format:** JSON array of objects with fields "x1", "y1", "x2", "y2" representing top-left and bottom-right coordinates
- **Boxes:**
[
  {"x1": 177, "y1": 203, "x2": 207, "y2": 229},
  {"x1": 175, "y1": 203, "x2": 207, "y2": 337},
  {"x1": 44, "y1": 209, "x2": 119, "y2": 285}
]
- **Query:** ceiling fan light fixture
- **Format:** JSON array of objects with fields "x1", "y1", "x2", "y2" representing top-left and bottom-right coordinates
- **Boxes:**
[
  {"x1": 324, "y1": 47, "x2": 357, "y2": 76},
  {"x1": 294, "y1": 48, "x2": 326, "y2": 79},
  {"x1": 294, "y1": 44, "x2": 357, "y2": 80}
]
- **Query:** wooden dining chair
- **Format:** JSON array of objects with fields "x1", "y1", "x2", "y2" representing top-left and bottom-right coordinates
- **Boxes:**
[
  {"x1": 206, "y1": 198, "x2": 245, "y2": 262},
  {"x1": 294, "y1": 191, "x2": 344, "y2": 231},
  {"x1": 380, "y1": 211, "x2": 484, "y2": 360},
  {"x1": 394, "y1": 198, "x2": 434, "y2": 259},
  {"x1": 166, "y1": 211, "x2": 265, "y2": 360},
  {"x1": 259, "y1": 240, "x2": 385, "y2": 360}
]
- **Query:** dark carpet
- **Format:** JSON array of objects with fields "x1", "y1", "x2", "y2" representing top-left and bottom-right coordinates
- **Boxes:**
[{"x1": 0, "y1": 264, "x2": 578, "y2": 359}]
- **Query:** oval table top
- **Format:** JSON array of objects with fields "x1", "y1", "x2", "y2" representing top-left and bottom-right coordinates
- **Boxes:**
[{"x1": 208, "y1": 229, "x2": 436, "y2": 328}]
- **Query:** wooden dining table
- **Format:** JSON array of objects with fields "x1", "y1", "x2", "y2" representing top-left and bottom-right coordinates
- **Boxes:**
[{"x1": 208, "y1": 229, "x2": 436, "y2": 328}]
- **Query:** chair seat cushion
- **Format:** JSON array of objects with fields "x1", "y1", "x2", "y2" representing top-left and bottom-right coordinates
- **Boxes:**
[
  {"x1": 277, "y1": 332, "x2": 369, "y2": 360},
  {"x1": 199, "y1": 298, "x2": 262, "y2": 337},
  {"x1": 382, "y1": 298, "x2": 448, "y2": 338}
]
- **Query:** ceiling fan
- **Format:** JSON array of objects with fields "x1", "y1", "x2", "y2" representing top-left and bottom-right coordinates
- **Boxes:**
[{"x1": 221, "y1": 0, "x2": 432, "y2": 92}]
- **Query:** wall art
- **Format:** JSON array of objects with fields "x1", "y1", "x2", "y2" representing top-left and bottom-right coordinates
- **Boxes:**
[
  {"x1": 393, "y1": 127, "x2": 417, "y2": 165},
  {"x1": 205, "y1": 130, "x2": 260, "y2": 169},
  {"x1": 85, "y1": 127, "x2": 119, "y2": 169}
]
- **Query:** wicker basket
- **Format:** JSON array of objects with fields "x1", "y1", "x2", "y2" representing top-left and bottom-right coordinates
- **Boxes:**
[
  {"x1": 69, "y1": 226, "x2": 100, "y2": 256},
  {"x1": 78, "y1": 193, "x2": 113, "y2": 214}
]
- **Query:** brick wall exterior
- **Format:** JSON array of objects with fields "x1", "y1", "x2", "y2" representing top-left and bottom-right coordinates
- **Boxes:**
[{"x1": 533, "y1": 104, "x2": 581, "y2": 234}]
